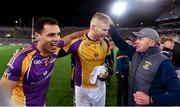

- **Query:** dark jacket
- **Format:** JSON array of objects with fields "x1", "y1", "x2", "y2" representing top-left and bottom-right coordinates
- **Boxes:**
[
  {"x1": 109, "y1": 26, "x2": 180, "y2": 106},
  {"x1": 129, "y1": 47, "x2": 169, "y2": 105},
  {"x1": 173, "y1": 42, "x2": 180, "y2": 67},
  {"x1": 161, "y1": 47, "x2": 173, "y2": 60},
  {"x1": 116, "y1": 50, "x2": 129, "y2": 76}
]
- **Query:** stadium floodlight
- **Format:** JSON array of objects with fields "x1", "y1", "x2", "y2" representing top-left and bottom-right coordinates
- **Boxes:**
[
  {"x1": 112, "y1": 1, "x2": 127, "y2": 16},
  {"x1": 15, "y1": 20, "x2": 18, "y2": 24}
]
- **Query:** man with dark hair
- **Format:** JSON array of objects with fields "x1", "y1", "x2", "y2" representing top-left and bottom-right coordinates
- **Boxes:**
[
  {"x1": 0, "y1": 17, "x2": 85, "y2": 106},
  {"x1": 109, "y1": 23, "x2": 180, "y2": 106}
]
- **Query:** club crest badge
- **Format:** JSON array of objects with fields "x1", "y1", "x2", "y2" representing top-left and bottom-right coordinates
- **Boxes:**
[
  {"x1": 85, "y1": 43, "x2": 91, "y2": 46},
  {"x1": 94, "y1": 53, "x2": 98, "y2": 57},
  {"x1": 43, "y1": 70, "x2": 48, "y2": 76},
  {"x1": 49, "y1": 56, "x2": 56, "y2": 63},
  {"x1": 143, "y1": 61, "x2": 152, "y2": 70}
]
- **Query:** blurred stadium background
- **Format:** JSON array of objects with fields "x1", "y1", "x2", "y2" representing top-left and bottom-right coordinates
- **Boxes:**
[{"x1": 0, "y1": 0, "x2": 180, "y2": 106}]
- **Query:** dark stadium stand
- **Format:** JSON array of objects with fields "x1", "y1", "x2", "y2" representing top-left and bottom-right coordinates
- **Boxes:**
[
  {"x1": 0, "y1": 26, "x2": 88, "y2": 45},
  {"x1": 0, "y1": 0, "x2": 180, "y2": 45},
  {"x1": 156, "y1": 0, "x2": 180, "y2": 35}
]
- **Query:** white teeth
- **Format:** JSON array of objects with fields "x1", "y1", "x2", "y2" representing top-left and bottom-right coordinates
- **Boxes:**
[{"x1": 51, "y1": 44, "x2": 58, "y2": 46}]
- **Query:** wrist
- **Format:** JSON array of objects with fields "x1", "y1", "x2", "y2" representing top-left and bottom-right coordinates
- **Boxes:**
[{"x1": 149, "y1": 96, "x2": 153, "y2": 105}]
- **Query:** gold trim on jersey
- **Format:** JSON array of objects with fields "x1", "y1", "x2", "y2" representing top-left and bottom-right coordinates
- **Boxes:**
[
  {"x1": 55, "y1": 48, "x2": 61, "y2": 55},
  {"x1": 7, "y1": 46, "x2": 33, "y2": 69},
  {"x1": 64, "y1": 34, "x2": 110, "y2": 88},
  {"x1": 11, "y1": 50, "x2": 36, "y2": 106}
]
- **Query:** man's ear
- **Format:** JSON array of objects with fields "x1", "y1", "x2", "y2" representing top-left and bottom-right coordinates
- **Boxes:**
[
  {"x1": 34, "y1": 32, "x2": 40, "y2": 41},
  {"x1": 149, "y1": 39, "x2": 156, "y2": 46},
  {"x1": 91, "y1": 24, "x2": 96, "y2": 32}
]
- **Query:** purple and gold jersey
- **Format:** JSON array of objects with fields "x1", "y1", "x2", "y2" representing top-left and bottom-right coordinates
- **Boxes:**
[
  {"x1": 63, "y1": 34, "x2": 111, "y2": 88},
  {"x1": 2, "y1": 41, "x2": 64, "y2": 106}
]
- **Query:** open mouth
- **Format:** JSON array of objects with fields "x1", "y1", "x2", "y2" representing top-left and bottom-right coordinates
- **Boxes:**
[
  {"x1": 98, "y1": 35, "x2": 105, "y2": 40},
  {"x1": 99, "y1": 35, "x2": 105, "y2": 38},
  {"x1": 50, "y1": 43, "x2": 58, "y2": 49}
]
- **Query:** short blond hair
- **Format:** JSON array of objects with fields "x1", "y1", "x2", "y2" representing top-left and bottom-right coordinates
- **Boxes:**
[
  {"x1": 90, "y1": 12, "x2": 111, "y2": 25},
  {"x1": 160, "y1": 36, "x2": 167, "y2": 44},
  {"x1": 163, "y1": 37, "x2": 174, "y2": 43}
]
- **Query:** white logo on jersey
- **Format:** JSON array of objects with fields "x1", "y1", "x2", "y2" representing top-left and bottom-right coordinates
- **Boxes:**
[
  {"x1": 43, "y1": 70, "x2": 48, "y2": 76},
  {"x1": 49, "y1": 57, "x2": 56, "y2": 63},
  {"x1": 5, "y1": 72, "x2": 11, "y2": 76},
  {"x1": 34, "y1": 60, "x2": 42, "y2": 64},
  {"x1": 31, "y1": 69, "x2": 53, "y2": 85}
]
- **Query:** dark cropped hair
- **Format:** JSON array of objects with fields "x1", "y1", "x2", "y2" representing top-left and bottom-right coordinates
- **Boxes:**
[{"x1": 34, "y1": 17, "x2": 59, "y2": 33}]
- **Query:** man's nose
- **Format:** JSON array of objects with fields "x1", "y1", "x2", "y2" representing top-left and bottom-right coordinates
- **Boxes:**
[{"x1": 53, "y1": 35, "x2": 60, "y2": 41}]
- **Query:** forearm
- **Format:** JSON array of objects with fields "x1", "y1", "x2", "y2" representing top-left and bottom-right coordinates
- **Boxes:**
[
  {"x1": 109, "y1": 26, "x2": 135, "y2": 59},
  {"x1": 70, "y1": 29, "x2": 89, "y2": 39},
  {"x1": 0, "y1": 79, "x2": 17, "y2": 96},
  {"x1": 62, "y1": 29, "x2": 88, "y2": 45}
]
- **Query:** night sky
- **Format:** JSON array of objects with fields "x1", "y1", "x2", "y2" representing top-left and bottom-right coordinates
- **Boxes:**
[{"x1": 0, "y1": 0, "x2": 178, "y2": 28}]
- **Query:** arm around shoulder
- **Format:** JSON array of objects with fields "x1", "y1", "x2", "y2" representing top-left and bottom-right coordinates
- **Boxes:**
[
  {"x1": 62, "y1": 29, "x2": 89, "y2": 45},
  {"x1": 109, "y1": 26, "x2": 136, "y2": 59}
]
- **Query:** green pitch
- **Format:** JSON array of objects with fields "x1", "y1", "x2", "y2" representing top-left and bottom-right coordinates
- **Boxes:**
[{"x1": 0, "y1": 45, "x2": 118, "y2": 106}]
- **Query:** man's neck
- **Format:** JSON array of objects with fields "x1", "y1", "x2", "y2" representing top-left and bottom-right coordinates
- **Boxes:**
[
  {"x1": 36, "y1": 44, "x2": 50, "y2": 56},
  {"x1": 87, "y1": 32, "x2": 96, "y2": 41}
]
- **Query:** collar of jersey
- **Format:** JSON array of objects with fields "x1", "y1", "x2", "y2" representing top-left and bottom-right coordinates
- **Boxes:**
[
  {"x1": 85, "y1": 34, "x2": 102, "y2": 44},
  {"x1": 31, "y1": 42, "x2": 53, "y2": 57}
]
